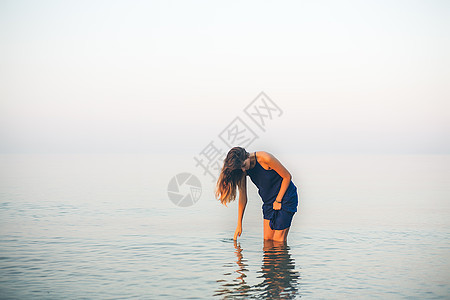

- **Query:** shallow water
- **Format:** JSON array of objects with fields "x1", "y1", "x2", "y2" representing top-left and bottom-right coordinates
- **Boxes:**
[{"x1": 0, "y1": 154, "x2": 449, "y2": 299}]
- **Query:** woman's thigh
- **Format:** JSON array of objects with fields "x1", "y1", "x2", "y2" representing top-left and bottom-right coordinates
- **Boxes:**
[
  {"x1": 263, "y1": 219, "x2": 274, "y2": 240},
  {"x1": 273, "y1": 226, "x2": 290, "y2": 242},
  {"x1": 263, "y1": 219, "x2": 290, "y2": 241}
]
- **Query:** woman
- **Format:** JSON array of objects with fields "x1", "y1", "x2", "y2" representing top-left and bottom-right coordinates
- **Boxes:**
[{"x1": 215, "y1": 147, "x2": 299, "y2": 242}]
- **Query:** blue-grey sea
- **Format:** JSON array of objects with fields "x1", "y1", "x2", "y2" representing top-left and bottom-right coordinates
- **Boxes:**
[{"x1": 0, "y1": 153, "x2": 449, "y2": 299}]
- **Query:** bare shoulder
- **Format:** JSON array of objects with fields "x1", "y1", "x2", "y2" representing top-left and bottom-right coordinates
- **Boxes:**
[
  {"x1": 256, "y1": 151, "x2": 274, "y2": 163},
  {"x1": 255, "y1": 151, "x2": 276, "y2": 170},
  {"x1": 257, "y1": 151, "x2": 291, "y2": 178}
]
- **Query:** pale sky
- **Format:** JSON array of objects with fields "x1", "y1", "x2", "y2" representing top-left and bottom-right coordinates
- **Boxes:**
[{"x1": 1, "y1": 0, "x2": 449, "y2": 154}]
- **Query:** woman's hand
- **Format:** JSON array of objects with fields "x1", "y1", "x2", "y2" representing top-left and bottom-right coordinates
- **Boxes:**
[
  {"x1": 234, "y1": 225, "x2": 242, "y2": 240},
  {"x1": 273, "y1": 201, "x2": 282, "y2": 210}
]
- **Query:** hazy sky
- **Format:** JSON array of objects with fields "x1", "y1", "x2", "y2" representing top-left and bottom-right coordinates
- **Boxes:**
[{"x1": 1, "y1": 0, "x2": 449, "y2": 154}]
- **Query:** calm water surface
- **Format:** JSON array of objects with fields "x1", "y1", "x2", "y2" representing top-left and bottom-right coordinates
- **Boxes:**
[{"x1": 0, "y1": 154, "x2": 449, "y2": 299}]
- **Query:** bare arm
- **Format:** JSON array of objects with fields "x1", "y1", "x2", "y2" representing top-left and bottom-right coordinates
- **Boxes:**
[{"x1": 234, "y1": 174, "x2": 247, "y2": 240}]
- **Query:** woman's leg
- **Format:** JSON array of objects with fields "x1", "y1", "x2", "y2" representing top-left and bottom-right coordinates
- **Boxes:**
[
  {"x1": 273, "y1": 226, "x2": 290, "y2": 242},
  {"x1": 263, "y1": 219, "x2": 275, "y2": 240},
  {"x1": 263, "y1": 219, "x2": 290, "y2": 242}
]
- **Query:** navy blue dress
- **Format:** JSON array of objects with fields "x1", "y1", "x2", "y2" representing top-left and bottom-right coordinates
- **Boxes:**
[{"x1": 246, "y1": 152, "x2": 298, "y2": 230}]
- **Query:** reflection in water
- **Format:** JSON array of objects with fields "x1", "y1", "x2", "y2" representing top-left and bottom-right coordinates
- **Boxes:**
[
  {"x1": 214, "y1": 239, "x2": 300, "y2": 299},
  {"x1": 214, "y1": 240, "x2": 252, "y2": 298},
  {"x1": 254, "y1": 240, "x2": 300, "y2": 299}
]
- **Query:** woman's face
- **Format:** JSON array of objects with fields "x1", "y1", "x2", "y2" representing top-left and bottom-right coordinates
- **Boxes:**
[{"x1": 241, "y1": 157, "x2": 251, "y2": 172}]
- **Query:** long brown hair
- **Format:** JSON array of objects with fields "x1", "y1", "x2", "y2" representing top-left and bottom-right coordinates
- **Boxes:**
[{"x1": 215, "y1": 146, "x2": 249, "y2": 205}]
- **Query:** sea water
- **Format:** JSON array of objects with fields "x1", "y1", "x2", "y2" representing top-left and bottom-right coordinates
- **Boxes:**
[{"x1": 0, "y1": 153, "x2": 449, "y2": 299}]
